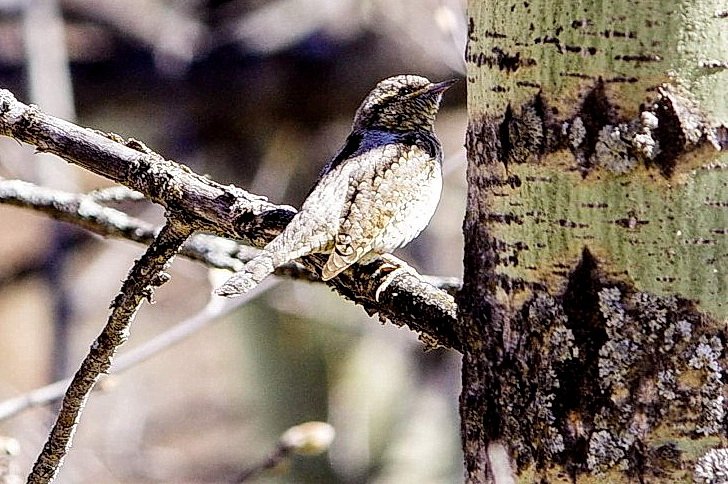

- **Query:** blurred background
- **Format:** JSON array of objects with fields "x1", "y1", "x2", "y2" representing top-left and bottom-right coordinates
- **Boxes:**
[{"x1": 0, "y1": 0, "x2": 467, "y2": 482}]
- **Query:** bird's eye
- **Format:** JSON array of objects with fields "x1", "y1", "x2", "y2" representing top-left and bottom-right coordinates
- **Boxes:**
[{"x1": 398, "y1": 85, "x2": 422, "y2": 98}]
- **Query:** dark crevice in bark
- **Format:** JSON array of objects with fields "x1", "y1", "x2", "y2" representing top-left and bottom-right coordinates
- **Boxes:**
[
  {"x1": 531, "y1": 93, "x2": 551, "y2": 155},
  {"x1": 498, "y1": 96, "x2": 548, "y2": 166},
  {"x1": 498, "y1": 104, "x2": 514, "y2": 170},
  {"x1": 715, "y1": 125, "x2": 728, "y2": 149},
  {"x1": 555, "y1": 248, "x2": 611, "y2": 474},
  {"x1": 575, "y1": 79, "x2": 617, "y2": 166},
  {"x1": 651, "y1": 93, "x2": 687, "y2": 176}
]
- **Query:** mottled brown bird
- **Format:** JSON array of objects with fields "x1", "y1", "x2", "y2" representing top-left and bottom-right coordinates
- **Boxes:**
[{"x1": 216, "y1": 75, "x2": 455, "y2": 297}]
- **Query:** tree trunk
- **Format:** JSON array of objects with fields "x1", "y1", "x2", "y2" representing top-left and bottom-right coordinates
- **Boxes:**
[{"x1": 460, "y1": 0, "x2": 727, "y2": 482}]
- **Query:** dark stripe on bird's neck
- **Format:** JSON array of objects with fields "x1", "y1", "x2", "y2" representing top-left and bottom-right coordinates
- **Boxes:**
[{"x1": 317, "y1": 128, "x2": 441, "y2": 180}]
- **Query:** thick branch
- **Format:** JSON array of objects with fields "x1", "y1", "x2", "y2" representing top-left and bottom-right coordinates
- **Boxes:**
[
  {"x1": 0, "y1": 89, "x2": 461, "y2": 350},
  {"x1": 27, "y1": 217, "x2": 191, "y2": 483},
  {"x1": 0, "y1": 178, "x2": 265, "y2": 273}
]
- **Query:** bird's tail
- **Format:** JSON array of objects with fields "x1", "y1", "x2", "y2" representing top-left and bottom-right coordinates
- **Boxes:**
[{"x1": 215, "y1": 251, "x2": 277, "y2": 297}]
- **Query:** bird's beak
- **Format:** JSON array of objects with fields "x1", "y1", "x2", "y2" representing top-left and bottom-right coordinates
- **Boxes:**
[{"x1": 427, "y1": 78, "x2": 458, "y2": 94}]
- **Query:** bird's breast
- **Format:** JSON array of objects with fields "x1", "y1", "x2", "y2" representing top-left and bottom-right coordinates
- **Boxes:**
[{"x1": 370, "y1": 143, "x2": 443, "y2": 251}]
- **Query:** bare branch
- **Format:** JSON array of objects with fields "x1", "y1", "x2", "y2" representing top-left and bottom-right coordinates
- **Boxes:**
[
  {"x1": 237, "y1": 445, "x2": 288, "y2": 482},
  {"x1": 0, "y1": 177, "x2": 246, "y2": 271},
  {"x1": 0, "y1": 89, "x2": 461, "y2": 350},
  {"x1": 27, "y1": 217, "x2": 192, "y2": 483}
]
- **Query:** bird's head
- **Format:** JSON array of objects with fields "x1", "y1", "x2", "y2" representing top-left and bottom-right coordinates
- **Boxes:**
[{"x1": 352, "y1": 75, "x2": 456, "y2": 133}]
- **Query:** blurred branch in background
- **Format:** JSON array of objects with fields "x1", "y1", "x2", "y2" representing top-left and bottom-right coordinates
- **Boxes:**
[
  {"x1": 218, "y1": 0, "x2": 466, "y2": 73},
  {"x1": 61, "y1": 0, "x2": 208, "y2": 75},
  {"x1": 22, "y1": 0, "x2": 75, "y2": 123},
  {"x1": 21, "y1": 0, "x2": 80, "y2": 383},
  {"x1": 0, "y1": 277, "x2": 278, "y2": 422}
]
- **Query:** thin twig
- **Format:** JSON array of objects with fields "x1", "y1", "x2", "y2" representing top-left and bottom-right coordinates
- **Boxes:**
[
  {"x1": 26, "y1": 217, "x2": 192, "y2": 483},
  {"x1": 237, "y1": 421, "x2": 335, "y2": 482},
  {"x1": 0, "y1": 177, "x2": 244, "y2": 271},
  {"x1": 0, "y1": 279, "x2": 279, "y2": 422},
  {"x1": 236, "y1": 445, "x2": 288, "y2": 482}
]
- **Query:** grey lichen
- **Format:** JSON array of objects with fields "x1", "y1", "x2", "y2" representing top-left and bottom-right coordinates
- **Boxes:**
[
  {"x1": 657, "y1": 370, "x2": 677, "y2": 401},
  {"x1": 662, "y1": 318, "x2": 693, "y2": 352},
  {"x1": 695, "y1": 448, "x2": 728, "y2": 483},
  {"x1": 590, "y1": 112, "x2": 665, "y2": 174},
  {"x1": 632, "y1": 111, "x2": 660, "y2": 161},
  {"x1": 689, "y1": 336, "x2": 724, "y2": 370},
  {"x1": 593, "y1": 125, "x2": 638, "y2": 174},
  {"x1": 586, "y1": 430, "x2": 627, "y2": 472},
  {"x1": 530, "y1": 305, "x2": 576, "y2": 457},
  {"x1": 598, "y1": 287, "x2": 640, "y2": 389},
  {"x1": 584, "y1": 286, "x2": 726, "y2": 473},
  {"x1": 502, "y1": 292, "x2": 579, "y2": 466},
  {"x1": 689, "y1": 335, "x2": 725, "y2": 435},
  {"x1": 568, "y1": 116, "x2": 586, "y2": 149}
]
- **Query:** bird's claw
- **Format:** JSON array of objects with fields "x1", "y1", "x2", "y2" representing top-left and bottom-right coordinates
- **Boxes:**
[{"x1": 373, "y1": 254, "x2": 417, "y2": 302}]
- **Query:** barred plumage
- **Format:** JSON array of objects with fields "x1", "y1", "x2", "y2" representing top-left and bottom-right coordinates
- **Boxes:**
[{"x1": 216, "y1": 75, "x2": 454, "y2": 297}]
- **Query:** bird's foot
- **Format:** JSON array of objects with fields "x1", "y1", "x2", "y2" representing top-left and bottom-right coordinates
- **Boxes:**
[{"x1": 373, "y1": 254, "x2": 418, "y2": 302}]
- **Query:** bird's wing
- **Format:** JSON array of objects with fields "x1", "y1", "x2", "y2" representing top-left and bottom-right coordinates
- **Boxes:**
[{"x1": 321, "y1": 142, "x2": 438, "y2": 280}]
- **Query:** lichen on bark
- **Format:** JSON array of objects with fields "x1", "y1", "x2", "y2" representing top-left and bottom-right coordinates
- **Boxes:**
[
  {"x1": 461, "y1": 0, "x2": 727, "y2": 481},
  {"x1": 461, "y1": 246, "x2": 726, "y2": 481}
]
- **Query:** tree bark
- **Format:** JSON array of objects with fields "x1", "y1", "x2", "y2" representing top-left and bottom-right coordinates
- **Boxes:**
[{"x1": 460, "y1": 0, "x2": 727, "y2": 482}]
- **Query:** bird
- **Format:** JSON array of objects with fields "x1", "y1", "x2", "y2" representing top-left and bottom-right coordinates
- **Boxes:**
[{"x1": 215, "y1": 74, "x2": 456, "y2": 297}]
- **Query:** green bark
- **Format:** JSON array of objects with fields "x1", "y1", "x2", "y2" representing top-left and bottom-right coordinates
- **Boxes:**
[
  {"x1": 466, "y1": 0, "x2": 728, "y2": 318},
  {"x1": 494, "y1": 164, "x2": 728, "y2": 319}
]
